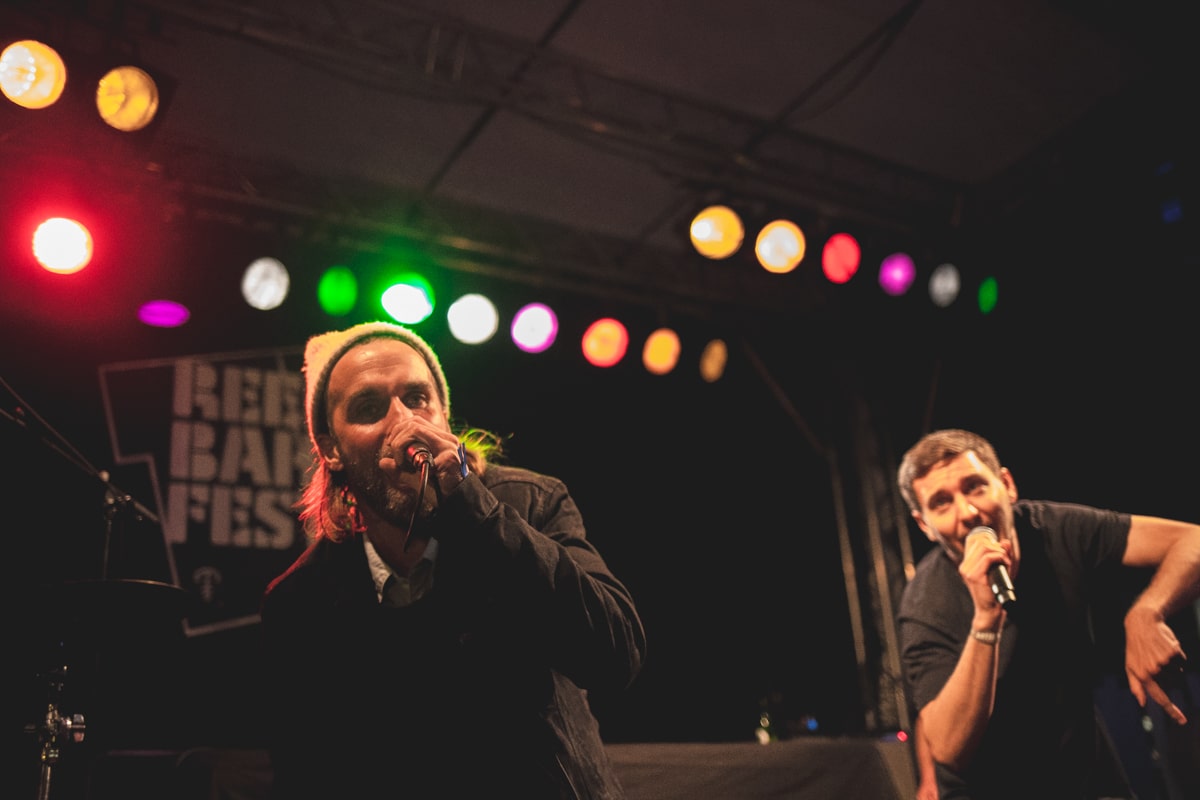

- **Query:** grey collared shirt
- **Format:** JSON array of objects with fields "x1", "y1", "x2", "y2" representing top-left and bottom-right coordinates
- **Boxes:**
[{"x1": 364, "y1": 536, "x2": 438, "y2": 607}]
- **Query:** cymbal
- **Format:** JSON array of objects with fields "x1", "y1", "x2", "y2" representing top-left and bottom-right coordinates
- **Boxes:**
[
  {"x1": 40, "y1": 578, "x2": 191, "y2": 634},
  {"x1": 56, "y1": 577, "x2": 188, "y2": 607}
]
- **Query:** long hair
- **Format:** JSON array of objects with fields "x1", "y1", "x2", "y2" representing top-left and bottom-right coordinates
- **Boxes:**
[{"x1": 296, "y1": 426, "x2": 506, "y2": 543}]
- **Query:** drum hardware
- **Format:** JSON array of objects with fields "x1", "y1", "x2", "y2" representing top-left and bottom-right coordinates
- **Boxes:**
[
  {"x1": 25, "y1": 664, "x2": 87, "y2": 800},
  {"x1": 5, "y1": 376, "x2": 182, "y2": 799}
]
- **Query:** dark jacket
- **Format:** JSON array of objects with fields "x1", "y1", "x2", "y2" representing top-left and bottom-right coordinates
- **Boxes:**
[{"x1": 260, "y1": 465, "x2": 645, "y2": 799}]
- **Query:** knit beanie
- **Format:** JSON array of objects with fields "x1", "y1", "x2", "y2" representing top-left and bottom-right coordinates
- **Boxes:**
[{"x1": 303, "y1": 321, "x2": 450, "y2": 444}]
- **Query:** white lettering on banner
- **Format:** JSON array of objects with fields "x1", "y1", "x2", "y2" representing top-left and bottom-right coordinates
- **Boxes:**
[{"x1": 163, "y1": 359, "x2": 307, "y2": 550}]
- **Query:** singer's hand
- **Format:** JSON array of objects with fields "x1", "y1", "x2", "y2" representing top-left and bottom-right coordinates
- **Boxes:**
[
  {"x1": 379, "y1": 420, "x2": 467, "y2": 492},
  {"x1": 1124, "y1": 604, "x2": 1189, "y2": 725},
  {"x1": 959, "y1": 532, "x2": 1009, "y2": 617}
]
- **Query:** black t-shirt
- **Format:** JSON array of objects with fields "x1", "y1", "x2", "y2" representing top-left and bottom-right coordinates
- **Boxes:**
[{"x1": 897, "y1": 499, "x2": 1132, "y2": 800}]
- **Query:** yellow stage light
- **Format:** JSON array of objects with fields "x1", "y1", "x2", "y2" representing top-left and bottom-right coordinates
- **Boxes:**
[
  {"x1": 96, "y1": 65, "x2": 160, "y2": 131},
  {"x1": 643, "y1": 328, "x2": 681, "y2": 375},
  {"x1": 755, "y1": 219, "x2": 805, "y2": 273},
  {"x1": 0, "y1": 39, "x2": 67, "y2": 109},
  {"x1": 690, "y1": 205, "x2": 744, "y2": 259}
]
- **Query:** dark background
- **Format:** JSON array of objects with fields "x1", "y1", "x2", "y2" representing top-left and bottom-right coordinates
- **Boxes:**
[{"x1": 3, "y1": 1, "x2": 1200, "y2": 798}]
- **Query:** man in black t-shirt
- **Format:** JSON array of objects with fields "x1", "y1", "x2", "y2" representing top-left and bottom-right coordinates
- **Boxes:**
[{"x1": 896, "y1": 429, "x2": 1200, "y2": 800}]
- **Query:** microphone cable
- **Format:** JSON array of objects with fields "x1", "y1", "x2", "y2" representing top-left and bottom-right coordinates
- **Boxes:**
[{"x1": 402, "y1": 455, "x2": 431, "y2": 552}]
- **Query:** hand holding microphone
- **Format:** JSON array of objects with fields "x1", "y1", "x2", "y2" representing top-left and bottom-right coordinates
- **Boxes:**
[
  {"x1": 403, "y1": 440, "x2": 433, "y2": 468},
  {"x1": 966, "y1": 526, "x2": 1017, "y2": 609},
  {"x1": 380, "y1": 422, "x2": 470, "y2": 486},
  {"x1": 379, "y1": 430, "x2": 433, "y2": 473}
]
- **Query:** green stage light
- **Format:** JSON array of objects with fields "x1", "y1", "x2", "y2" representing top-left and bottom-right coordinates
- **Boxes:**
[
  {"x1": 978, "y1": 276, "x2": 999, "y2": 314},
  {"x1": 317, "y1": 265, "x2": 358, "y2": 316},
  {"x1": 381, "y1": 272, "x2": 434, "y2": 324}
]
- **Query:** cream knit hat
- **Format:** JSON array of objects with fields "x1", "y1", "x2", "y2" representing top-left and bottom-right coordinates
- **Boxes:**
[{"x1": 303, "y1": 321, "x2": 450, "y2": 444}]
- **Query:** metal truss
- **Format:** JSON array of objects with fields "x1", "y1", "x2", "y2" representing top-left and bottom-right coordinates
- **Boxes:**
[{"x1": 2, "y1": 0, "x2": 964, "y2": 320}]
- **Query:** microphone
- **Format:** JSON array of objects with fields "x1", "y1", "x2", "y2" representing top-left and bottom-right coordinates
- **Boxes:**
[
  {"x1": 966, "y1": 526, "x2": 1017, "y2": 608},
  {"x1": 404, "y1": 441, "x2": 433, "y2": 468}
]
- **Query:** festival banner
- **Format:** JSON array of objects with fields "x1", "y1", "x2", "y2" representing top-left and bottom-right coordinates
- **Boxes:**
[{"x1": 100, "y1": 346, "x2": 310, "y2": 635}]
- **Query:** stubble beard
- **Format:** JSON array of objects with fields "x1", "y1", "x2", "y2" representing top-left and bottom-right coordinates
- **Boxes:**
[{"x1": 341, "y1": 451, "x2": 433, "y2": 528}]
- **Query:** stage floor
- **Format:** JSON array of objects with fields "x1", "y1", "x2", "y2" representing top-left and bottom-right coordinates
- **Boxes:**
[{"x1": 77, "y1": 736, "x2": 918, "y2": 800}]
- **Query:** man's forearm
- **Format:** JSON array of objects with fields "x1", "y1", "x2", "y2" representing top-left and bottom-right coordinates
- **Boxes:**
[{"x1": 922, "y1": 630, "x2": 1002, "y2": 769}]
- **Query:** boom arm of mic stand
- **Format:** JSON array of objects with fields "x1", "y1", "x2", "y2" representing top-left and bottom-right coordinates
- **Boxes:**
[
  {"x1": 100, "y1": 471, "x2": 160, "y2": 525},
  {"x1": 2, "y1": 379, "x2": 160, "y2": 524}
]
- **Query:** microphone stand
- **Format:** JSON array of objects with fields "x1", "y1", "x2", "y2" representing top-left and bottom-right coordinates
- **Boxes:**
[
  {"x1": 2, "y1": 373, "x2": 165, "y2": 800},
  {"x1": 0, "y1": 399, "x2": 159, "y2": 528},
  {"x1": 26, "y1": 664, "x2": 86, "y2": 800}
]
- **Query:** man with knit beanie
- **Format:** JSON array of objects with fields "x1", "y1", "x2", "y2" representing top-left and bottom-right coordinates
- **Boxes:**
[{"x1": 259, "y1": 321, "x2": 646, "y2": 799}]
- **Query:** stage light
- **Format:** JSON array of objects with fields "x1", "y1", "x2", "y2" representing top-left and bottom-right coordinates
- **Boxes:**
[
  {"x1": 928, "y1": 262, "x2": 960, "y2": 308},
  {"x1": 447, "y1": 293, "x2": 499, "y2": 345},
  {"x1": 690, "y1": 205, "x2": 744, "y2": 259},
  {"x1": 978, "y1": 276, "x2": 999, "y2": 314},
  {"x1": 878, "y1": 252, "x2": 915, "y2": 296},
  {"x1": 96, "y1": 64, "x2": 160, "y2": 132},
  {"x1": 241, "y1": 257, "x2": 290, "y2": 310},
  {"x1": 317, "y1": 265, "x2": 357, "y2": 316},
  {"x1": 381, "y1": 272, "x2": 434, "y2": 324},
  {"x1": 32, "y1": 216, "x2": 92, "y2": 274},
  {"x1": 642, "y1": 328, "x2": 681, "y2": 375},
  {"x1": 2, "y1": 39, "x2": 173, "y2": 150},
  {"x1": 512, "y1": 303, "x2": 558, "y2": 353},
  {"x1": 0, "y1": 39, "x2": 67, "y2": 109},
  {"x1": 138, "y1": 299, "x2": 191, "y2": 328},
  {"x1": 754, "y1": 219, "x2": 805, "y2": 273},
  {"x1": 822, "y1": 232, "x2": 860, "y2": 284},
  {"x1": 699, "y1": 339, "x2": 728, "y2": 383},
  {"x1": 1161, "y1": 198, "x2": 1183, "y2": 224},
  {"x1": 582, "y1": 318, "x2": 629, "y2": 368}
]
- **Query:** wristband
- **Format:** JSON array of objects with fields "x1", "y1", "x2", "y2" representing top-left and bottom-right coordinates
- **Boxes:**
[
  {"x1": 457, "y1": 442, "x2": 469, "y2": 477},
  {"x1": 971, "y1": 629, "x2": 998, "y2": 645}
]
